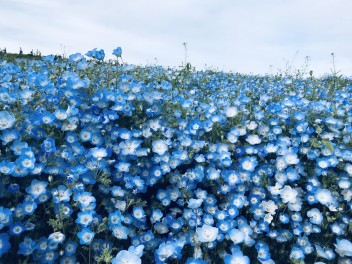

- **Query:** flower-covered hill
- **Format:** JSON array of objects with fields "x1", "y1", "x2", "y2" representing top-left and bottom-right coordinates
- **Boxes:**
[{"x1": 0, "y1": 48, "x2": 352, "y2": 263}]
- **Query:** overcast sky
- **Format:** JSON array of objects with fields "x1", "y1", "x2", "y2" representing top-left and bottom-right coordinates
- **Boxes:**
[{"x1": 1, "y1": 0, "x2": 351, "y2": 76}]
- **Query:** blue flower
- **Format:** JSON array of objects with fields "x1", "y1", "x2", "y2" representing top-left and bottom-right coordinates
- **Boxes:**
[
  {"x1": 0, "y1": 160, "x2": 15, "y2": 175},
  {"x1": 185, "y1": 258, "x2": 208, "y2": 264},
  {"x1": 155, "y1": 242, "x2": 176, "y2": 263},
  {"x1": 9, "y1": 221, "x2": 26, "y2": 236},
  {"x1": 51, "y1": 185, "x2": 72, "y2": 203},
  {"x1": 85, "y1": 48, "x2": 105, "y2": 61},
  {"x1": 112, "y1": 47, "x2": 122, "y2": 57},
  {"x1": 334, "y1": 239, "x2": 352, "y2": 257},
  {"x1": 152, "y1": 139, "x2": 169, "y2": 156},
  {"x1": 224, "y1": 247, "x2": 250, "y2": 264},
  {"x1": 290, "y1": 247, "x2": 304, "y2": 260},
  {"x1": 150, "y1": 209, "x2": 163, "y2": 223},
  {"x1": 41, "y1": 137, "x2": 56, "y2": 154},
  {"x1": 64, "y1": 240, "x2": 78, "y2": 256},
  {"x1": 188, "y1": 198, "x2": 203, "y2": 209},
  {"x1": 76, "y1": 210, "x2": 94, "y2": 227},
  {"x1": 0, "y1": 233, "x2": 10, "y2": 257},
  {"x1": 73, "y1": 191, "x2": 96, "y2": 208},
  {"x1": 17, "y1": 237, "x2": 36, "y2": 256},
  {"x1": 0, "y1": 129, "x2": 19, "y2": 145},
  {"x1": 229, "y1": 228, "x2": 245, "y2": 245},
  {"x1": 25, "y1": 179, "x2": 48, "y2": 199},
  {"x1": 111, "y1": 225, "x2": 130, "y2": 239},
  {"x1": 306, "y1": 208, "x2": 323, "y2": 225},
  {"x1": 109, "y1": 210, "x2": 124, "y2": 226},
  {"x1": 112, "y1": 250, "x2": 141, "y2": 264},
  {"x1": 314, "y1": 188, "x2": 335, "y2": 206},
  {"x1": 22, "y1": 200, "x2": 38, "y2": 215},
  {"x1": 196, "y1": 224, "x2": 218, "y2": 243},
  {"x1": 128, "y1": 245, "x2": 144, "y2": 257},
  {"x1": 240, "y1": 156, "x2": 258, "y2": 172},
  {"x1": 48, "y1": 231, "x2": 65, "y2": 244},
  {"x1": 0, "y1": 111, "x2": 15, "y2": 130},
  {"x1": 77, "y1": 228, "x2": 95, "y2": 245},
  {"x1": 132, "y1": 206, "x2": 146, "y2": 221}
]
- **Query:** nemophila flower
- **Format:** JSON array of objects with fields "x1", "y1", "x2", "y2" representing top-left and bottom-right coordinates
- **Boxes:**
[
  {"x1": 113, "y1": 47, "x2": 123, "y2": 57},
  {"x1": 128, "y1": 245, "x2": 144, "y2": 257},
  {"x1": 279, "y1": 185, "x2": 298, "y2": 204},
  {"x1": 9, "y1": 221, "x2": 26, "y2": 236},
  {"x1": 41, "y1": 137, "x2": 56, "y2": 154},
  {"x1": 7, "y1": 183, "x2": 20, "y2": 194},
  {"x1": 0, "y1": 206, "x2": 13, "y2": 229},
  {"x1": 334, "y1": 239, "x2": 352, "y2": 257},
  {"x1": 25, "y1": 179, "x2": 48, "y2": 199},
  {"x1": 196, "y1": 224, "x2": 218, "y2": 243},
  {"x1": 69, "y1": 52, "x2": 84, "y2": 62},
  {"x1": 109, "y1": 210, "x2": 124, "y2": 226},
  {"x1": 225, "y1": 106, "x2": 238, "y2": 118},
  {"x1": 86, "y1": 48, "x2": 105, "y2": 61},
  {"x1": 315, "y1": 245, "x2": 336, "y2": 260},
  {"x1": 344, "y1": 163, "x2": 352, "y2": 175},
  {"x1": 15, "y1": 155, "x2": 35, "y2": 170},
  {"x1": 112, "y1": 225, "x2": 130, "y2": 239},
  {"x1": 0, "y1": 111, "x2": 15, "y2": 130},
  {"x1": 73, "y1": 191, "x2": 96, "y2": 208},
  {"x1": 152, "y1": 139, "x2": 169, "y2": 155},
  {"x1": 246, "y1": 134, "x2": 261, "y2": 145},
  {"x1": 51, "y1": 185, "x2": 72, "y2": 203},
  {"x1": 314, "y1": 188, "x2": 335, "y2": 206},
  {"x1": 49, "y1": 232, "x2": 65, "y2": 244},
  {"x1": 240, "y1": 156, "x2": 258, "y2": 172},
  {"x1": 119, "y1": 140, "x2": 142, "y2": 155},
  {"x1": 155, "y1": 242, "x2": 176, "y2": 263},
  {"x1": 79, "y1": 128, "x2": 92, "y2": 142},
  {"x1": 76, "y1": 210, "x2": 94, "y2": 227},
  {"x1": 40, "y1": 110, "x2": 56, "y2": 124},
  {"x1": 18, "y1": 237, "x2": 36, "y2": 256},
  {"x1": 0, "y1": 129, "x2": 19, "y2": 145},
  {"x1": 338, "y1": 177, "x2": 350, "y2": 189},
  {"x1": 132, "y1": 206, "x2": 146, "y2": 220},
  {"x1": 188, "y1": 198, "x2": 203, "y2": 209},
  {"x1": 22, "y1": 200, "x2": 38, "y2": 215},
  {"x1": 88, "y1": 147, "x2": 108, "y2": 160},
  {"x1": 185, "y1": 258, "x2": 208, "y2": 264},
  {"x1": 10, "y1": 140, "x2": 28, "y2": 155},
  {"x1": 229, "y1": 228, "x2": 245, "y2": 245},
  {"x1": 290, "y1": 247, "x2": 304, "y2": 260},
  {"x1": 64, "y1": 240, "x2": 78, "y2": 256},
  {"x1": 42, "y1": 251, "x2": 58, "y2": 263},
  {"x1": 150, "y1": 209, "x2": 163, "y2": 223},
  {"x1": 0, "y1": 160, "x2": 15, "y2": 175},
  {"x1": 224, "y1": 247, "x2": 250, "y2": 264},
  {"x1": 110, "y1": 186, "x2": 126, "y2": 197},
  {"x1": 112, "y1": 250, "x2": 141, "y2": 264},
  {"x1": 278, "y1": 213, "x2": 290, "y2": 224},
  {"x1": 0, "y1": 233, "x2": 11, "y2": 257},
  {"x1": 307, "y1": 208, "x2": 323, "y2": 225},
  {"x1": 330, "y1": 222, "x2": 344, "y2": 236},
  {"x1": 77, "y1": 228, "x2": 95, "y2": 245}
]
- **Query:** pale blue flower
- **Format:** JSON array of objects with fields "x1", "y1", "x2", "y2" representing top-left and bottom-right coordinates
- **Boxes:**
[
  {"x1": 112, "y1": 250, "x2": 141, "y2": 264},
  {"x1": 0, "y1": 111, "x2": 15, "y2": 130},
  {"x1": 196, "y1": 224, "x2": 218, "y2": 243},
  {"x1": 334, "y1": 239, "x2": 352, "y2": 257}
]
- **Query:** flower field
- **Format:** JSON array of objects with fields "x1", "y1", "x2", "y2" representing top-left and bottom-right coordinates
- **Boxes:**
[{"x1": 0, "y1": 48, "x2": 352, "y2": 263}]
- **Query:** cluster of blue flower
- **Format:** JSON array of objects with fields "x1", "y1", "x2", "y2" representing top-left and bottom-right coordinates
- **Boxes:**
[{"x1": 0, "y1": 47, "x2": 352, "y2": 263}]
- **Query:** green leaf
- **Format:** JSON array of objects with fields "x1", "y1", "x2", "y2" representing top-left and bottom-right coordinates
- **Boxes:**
[{"x1": 322, "y1": 139, "x2": 334, "y2": 152}]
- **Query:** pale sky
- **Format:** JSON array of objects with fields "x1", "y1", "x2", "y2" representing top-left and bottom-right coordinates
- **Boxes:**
[{"x1": 1, "y1": 0, "x2": 351, "y2": 76}]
